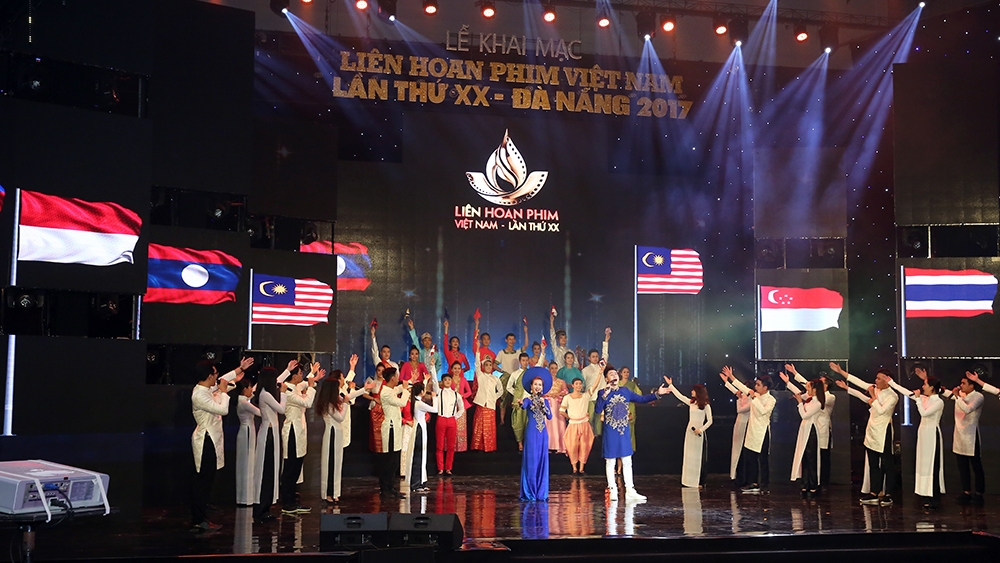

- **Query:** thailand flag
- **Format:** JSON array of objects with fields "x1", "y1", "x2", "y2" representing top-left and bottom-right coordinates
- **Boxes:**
[
  {"x1": 17, "y1": 190, "x2": 141, "y2": 266},
  {"x1": 146, "y1": 244, "x2": 242, "y2": 305},
  {"x1": 903, "y1": 268, "x2": 998, "y2": 318},
  {"x1": 334, "y1": 242, "x2": 372, "y2": 291},
  {"x1": 760, "y1": 286, "x2": 844, "y2": 332},
  {"x1": 636, "y1": 246, "x2": 703, "y2": 294},
  {"x1": 251, "y1": 273, "x2": 333, "y2": 326}
]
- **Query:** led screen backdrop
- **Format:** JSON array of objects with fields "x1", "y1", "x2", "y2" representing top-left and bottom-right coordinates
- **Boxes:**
[
  {"x1": 755, "y1": 268, "x2": 849, "y2": 361},
  {"x1": 899, "y1": 257, "x2": 1000, "y2": 358}
]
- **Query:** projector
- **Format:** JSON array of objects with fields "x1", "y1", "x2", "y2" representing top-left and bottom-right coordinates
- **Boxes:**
[{"x1": 0, "y1": 460, "x2": 109, "y2": 517}]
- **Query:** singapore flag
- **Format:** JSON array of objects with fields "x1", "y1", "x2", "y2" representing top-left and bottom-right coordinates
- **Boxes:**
[{"x1": 760, "y1": 286, "x2": 844, "y2": 332}]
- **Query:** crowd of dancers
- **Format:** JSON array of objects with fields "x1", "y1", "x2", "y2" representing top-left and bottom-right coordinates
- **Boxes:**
[{"x1": 187, "y1": 309, "x2": 995, "y2": 532}]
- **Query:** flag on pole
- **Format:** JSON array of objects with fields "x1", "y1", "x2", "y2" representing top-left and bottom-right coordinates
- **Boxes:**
[
  {"x1": 146, "y1": 244, "x2": 242, "y2": 304},
  {"x1": 903, "y1": 267, "x2": 998, "y2": 318},
  {"x1": 636, "y1": 246, "x2": 703, "y2": 294},
  {"x1": 251, "y1": 273, "x2": 333, "y2": 326},
  {"x1": 759, "y1": 286, "x2": 843, "y2": 332},
  {"x1": 17, "y1": 190, "x2": 141, "y2": 266}
]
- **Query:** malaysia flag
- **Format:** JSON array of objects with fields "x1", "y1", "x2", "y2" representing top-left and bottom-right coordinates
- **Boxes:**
[
  {"x1": 145, "y1": 244, "x2": 242, "y2": 305},
  {"x1": 636, "y1": 246, "x2": 703, "y2": 294},
  {"x1": 251, "y1": 273, "x2": 333, "y2": 326},
  {"x1": 334, "y1": 242, "x2": 372, "y2": 291},
  {"x1": 17, "y1": 190, "x2": 142, "y2": 266},
  {"x1": 760, "y1": 286, "x2": 844, "y2": 332},
  {"x1": 903, "y1": 267, "x2": 998, "y2": 318}
]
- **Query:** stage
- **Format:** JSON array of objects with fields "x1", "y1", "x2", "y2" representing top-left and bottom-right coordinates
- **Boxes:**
[{"x1": 15, "y1": 474, "x2": 1000, "y2": 561}]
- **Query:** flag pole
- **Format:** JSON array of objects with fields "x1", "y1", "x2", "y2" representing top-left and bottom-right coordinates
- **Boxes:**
[
  {"x1": 899, "y1": 264, "x2": 907, "y2": 358},
  {"x1": 4, "y1": 188, "x2": 21, "y2": 436},
  {"x1": 633, "y1": 245, "x2": 638, "y2": 380},
  {"x1": 247, "y1": 268, "x2": 254, "y2": 350},
  {"x1": 755, "y1": 285, "x2": 762, "y2": 359}
]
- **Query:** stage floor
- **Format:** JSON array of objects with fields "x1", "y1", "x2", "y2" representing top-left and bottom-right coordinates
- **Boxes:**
[{"x1": 19, "y1": 474, "x2": 1000, "y2": 559}]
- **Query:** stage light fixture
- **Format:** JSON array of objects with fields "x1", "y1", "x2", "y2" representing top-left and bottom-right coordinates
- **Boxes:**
[
  {"x1": 269, "y1": 0, "x2": 290, "y2": 16},
  {"x1": 728, "y1": 17, "x2": 748, "y2": 44},
  {"x1": 636, "y1": 11, "x2": 656, "y2": 40},
  {"x1": 919, "y1": 2, "x2": 925, "y2": 7},
  {"x1": 377, "y1": 0, "x2": 396, "y2": 22},
  {"x1": 542, "y1": 4, "x2": 556, "y2": 23},
  {"x1": 660, "y1": 15, "x2": 676, "y2": 32},
  {"x1": 301, "y1": 0, "x2": 312, "y2": 3},
  {"x1": 825, "y1": 47, "x2": 832, "y2": 54},
  {"x1": 794, "y1": 23, "x2": 809, "y2": 42},
  {"x1": 713, "y1": 15, "x2": 727, "y2": 35},
  {"x1": 479, "y1": 0, "x2": 495, "y2": 19},
  {"x1": 819, "y1": 24, "x2": 839, "y2": 52},
  {"x1": 423, "y1": 0, "x2": 437, "y2": 14},
  {"x1": 597, "y1": 10, "x2": 611, "y2": 29},
  {"x1": 355, "y1": 0, "x2": 368, "y2": 10}
]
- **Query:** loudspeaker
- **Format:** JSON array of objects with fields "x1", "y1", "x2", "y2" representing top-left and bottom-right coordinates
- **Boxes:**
[
  {"x1": 898, "y1": 226, "x2": 930, "y2": 258},
  {"x1": 388, "y1": 513, "x2": 464, "y2": 550},
  {"x1": 755, "y1": 239, "x2": 785, "y2": 269},
  {"x1": 785, "y1": 238, "x2": 845, "y2": 269},
  {"x1": 930, "y1": 225, "x2": 1000, "y2": 258},
  {"x1": 320, "y1": 513, "x2": 390, "y2": 550}
]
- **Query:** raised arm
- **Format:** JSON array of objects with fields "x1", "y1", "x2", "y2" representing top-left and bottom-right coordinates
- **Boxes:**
[
  {"x1": 887, "y1": 378, "x2": 914, "y2": 398},
  {"x1": 785, "y1": 363, "x2": 808, "y2": 386},
  {"x1": 370, "y1": 326, "x2": 380, "y2": 366},
  {"x1": 601, "y1": 327, "x2": 610, "y2": 360}
]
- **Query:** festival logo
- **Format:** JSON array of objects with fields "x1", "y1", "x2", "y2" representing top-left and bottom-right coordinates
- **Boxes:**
[
  {"x1": 456, "y1": 130, "x2": 560, "y2": 232},
  {"x1": 466, "y1": 130, "x2": 547, "y2": 206}
]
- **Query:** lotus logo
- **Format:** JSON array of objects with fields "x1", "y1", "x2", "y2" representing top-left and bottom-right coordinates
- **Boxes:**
[{"x1": 466, "y1": 130, "x2": 548, "y2": 206}]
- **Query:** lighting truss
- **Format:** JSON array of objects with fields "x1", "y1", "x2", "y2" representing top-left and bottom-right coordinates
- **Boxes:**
[{"x1": 493, "y1": 0, "x2": 895, "y2": 30}]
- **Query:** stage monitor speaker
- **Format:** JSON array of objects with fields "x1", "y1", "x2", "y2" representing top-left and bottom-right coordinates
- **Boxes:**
[
  {"x1": 785, "y1": 238, "x2": 845, "y2": 269},
  {"x1": 320, "y1": 512, "x2": 390, "y2": 550},
  {"x1": 930, "y1": 225, "x2": 1000, "y2": 258},
  {"x1": 898, "y1": 226, "x2": 930, "y2": 259},
  {"x1": 755, "y1": 239, "x2": 785, "y2": 269},
  {"x1": 388, "y1": 513, "x2": 464, "y2": 551}
]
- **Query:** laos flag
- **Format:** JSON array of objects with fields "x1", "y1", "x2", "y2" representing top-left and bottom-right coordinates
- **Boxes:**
[
  {"x1": 334, "y1": 242, "x2": 372, "y2": 291},
  {"x1": 146, "y1": 244, "x2": 242, "y2": 304}
]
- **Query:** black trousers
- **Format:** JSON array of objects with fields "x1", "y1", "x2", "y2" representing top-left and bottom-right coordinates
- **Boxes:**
[
  {"x1": 253, "y1": 428, "x2": 276, "y2": 519},
  {"x1": 820, "y1": 447, "x2": 831, "y2": 487},
  {"x1": 734, "y1": 447, "x2": 748, "y2": 487},
  {"x1": 699, "y1": 433, "x2": 709, "y2": 486},
  {"x1": 325, "y1": 425, "x2": 339, "y2": 498},
  {"x1": 956, "y1": 434, "x2": 985, "y2": 495},
  {"x1": 866, "y1": 423, "x2": 895, "y2": 495},
  {"x1": 281, "y1": 429, "x2": 305, "y2": 509},
  {"x1": 410, "y1": 425, "x2": 425, "y2": 489},
  {"x1": 801, "y1": 427, "x2": 819, "y2": 491},
  {"x1": 378, "y1": 426, "x2": 400, "y2": 494},
  {"x1": 742, "y1": 429, "x2": 770, "y2": 487},
  {"x1": 191, "y1": 435, "x2": 217, "y2": 525}
]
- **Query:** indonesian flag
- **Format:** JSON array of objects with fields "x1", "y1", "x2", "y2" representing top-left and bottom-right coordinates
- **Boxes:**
[
  {"x1": 18, "y1": 190, "x2": 141, "y2": 266},
  {"x1": 760, "y1": 286, "x2": 844, "y2": 332}
]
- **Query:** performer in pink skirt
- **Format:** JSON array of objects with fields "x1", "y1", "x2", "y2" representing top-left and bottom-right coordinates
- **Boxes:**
[{"x1": 545, "y1": 361, "x2": 568, "y2": 454}]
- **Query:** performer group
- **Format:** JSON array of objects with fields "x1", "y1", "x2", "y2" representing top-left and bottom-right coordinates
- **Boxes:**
[{"x1": 188, "y1": 308, "x2": 994, "y2": 531}]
